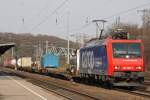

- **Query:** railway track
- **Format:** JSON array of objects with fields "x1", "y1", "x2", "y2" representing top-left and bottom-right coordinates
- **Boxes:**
[
  {"x1": 112, "y1": 72, "x2": 150, "y2": 99},
  {"x1": 29, "y1": 78, "x2": 101, "y2": 100},
  {"x1": 2, "y1": 67, "x2": 150, "y2": 100},
  {"x1": 1, "y1": 68, "x2": 102, "y2": 100},
  {"x1": 131, "y1": 89, "x2": 150, "y2": 98},
  {"x1": 144, "y1": 72, "x2": 150, "y2": 86},
  {"x1": 114, "y1": 87, "x2": 150, "y2": 99}
]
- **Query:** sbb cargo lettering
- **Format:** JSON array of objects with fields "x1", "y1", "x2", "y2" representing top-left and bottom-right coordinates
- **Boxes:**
[{"x1": 81, "y1": 51, "x2": 94, "y2": 69}]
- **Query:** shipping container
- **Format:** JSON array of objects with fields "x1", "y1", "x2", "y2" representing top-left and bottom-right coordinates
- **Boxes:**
[
  {"x1": 3, "y1": 58, "x2": 16, "y2": 69},
  {"x1": 17, "y1": 57, "x2": 32, "y2": 67},
  {"x1": 41, "y1": 54, "x2": 60, "y2": 68}
]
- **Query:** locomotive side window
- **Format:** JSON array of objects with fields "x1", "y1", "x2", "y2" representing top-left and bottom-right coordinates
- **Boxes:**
[{"x1": 112, "y1": 43, "x2": 141, "y2": 58}]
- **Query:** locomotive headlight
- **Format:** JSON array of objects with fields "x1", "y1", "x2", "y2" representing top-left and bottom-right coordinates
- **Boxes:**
[
  {"x1": 136, "y1": 66, "x2": 142, "y2": 70},
  {"x1": 114, "y1": 66, "x2": 120, "y2": 70}
]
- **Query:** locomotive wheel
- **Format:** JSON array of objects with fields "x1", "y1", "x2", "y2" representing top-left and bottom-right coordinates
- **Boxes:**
[
  {"x1": 138, "y1": 77, "x2": 144, "y2": 83},
  {"x1": 127, "y1": 86, "x2": 135, "y2": 90},
  {"x1": 107, "y1": 81, "x2": 113, "y2": 89}
]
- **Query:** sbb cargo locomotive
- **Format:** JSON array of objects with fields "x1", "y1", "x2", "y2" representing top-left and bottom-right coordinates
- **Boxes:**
[{"x1": 76, "y1": 32, "x2": 144, "y2": 87}]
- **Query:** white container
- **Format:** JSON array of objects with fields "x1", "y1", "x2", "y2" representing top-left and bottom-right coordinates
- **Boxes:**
[
  {"x1": 11, "y1": 59, "x2": 16, "y2": 65},
  {"x1": 17, "y1": 57, "x2": 32, "y2": 67}
]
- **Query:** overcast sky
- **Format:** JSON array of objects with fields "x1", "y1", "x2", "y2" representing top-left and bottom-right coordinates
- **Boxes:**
[{"x1": 0, "y1": 0, "x2": 149, "y2": 39}]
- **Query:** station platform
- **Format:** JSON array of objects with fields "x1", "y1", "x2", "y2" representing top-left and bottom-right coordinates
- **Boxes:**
[{"x1": 0, "y1": 69, "x2": 64, "y2": 100}]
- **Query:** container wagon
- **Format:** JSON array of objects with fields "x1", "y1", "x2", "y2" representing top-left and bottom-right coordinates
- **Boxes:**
[
  {"x1": 41, "y1": 53, "x2": 60, "y2": 68},
  {"x1": 17, "y1": 57, "x2": 32, "y2": 72},
  {"x1": 37, "y1": 54, "x2": 67, "y2": 74}
]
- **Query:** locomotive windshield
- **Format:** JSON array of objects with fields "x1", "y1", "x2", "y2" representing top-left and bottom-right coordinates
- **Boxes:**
[{"x1": 112, "y1": 43, "x2": 141, "y2": 58}]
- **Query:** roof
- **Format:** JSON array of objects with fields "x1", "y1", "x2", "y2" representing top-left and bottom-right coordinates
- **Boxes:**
[
  {"x1": 82, "y1": 38, "x2": 143, "y2": 49},
  {"x1": 0, "y1": 43, "x2": 15, "y2": 55}
]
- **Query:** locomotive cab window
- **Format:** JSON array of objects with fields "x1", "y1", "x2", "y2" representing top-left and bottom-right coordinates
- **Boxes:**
[{"x1": 112, "y1": 43, "x2": 141, "y2": 58}]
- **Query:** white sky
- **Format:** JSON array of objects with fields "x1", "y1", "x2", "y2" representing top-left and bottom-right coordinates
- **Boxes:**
[{"x1": 0, "y1": 0, "x2": 149, "y2": 39}]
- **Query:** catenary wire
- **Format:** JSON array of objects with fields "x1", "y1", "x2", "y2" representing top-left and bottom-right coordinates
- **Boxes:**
[{"x1": 30, "y1": 0, "x2": 69, "y2": 32}]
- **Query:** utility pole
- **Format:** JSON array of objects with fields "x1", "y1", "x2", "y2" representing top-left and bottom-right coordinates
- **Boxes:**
[
  {"x1": 138, "y1": 9, "x2": 150, "y2": 36},
  {"x1": 92, "y1": 19, "x2": 107, "y2": 39},
  {"x1": 138, "y1": 9, "x2": 149, "y2": 26},
  {"x1": 11, "y1": 47, "x2": 14, "y2": 57},
  {"x1": 14, "y1": 45, "x2": 17, "y2": 70},
  {"x1": 138, "y1": 9, "x2": 150, "y2": 72},
  {"x1": 38, "y1": 42, "x2": 41, "y2": 62},
  {"x1": 115, "y1": 16, "x2": 120, "y2": 28},
  {"x1": 67, "y1": 12, "x2": 70, "y2": 65},
  {"x1": 45, "y1": 40, "x2": 48, "y2": 54}
]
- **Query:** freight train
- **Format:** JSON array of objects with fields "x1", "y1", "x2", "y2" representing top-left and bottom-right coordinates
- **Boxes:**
[{"x1": 3, "y1": 31, "x2": 145, "y2": 87}]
